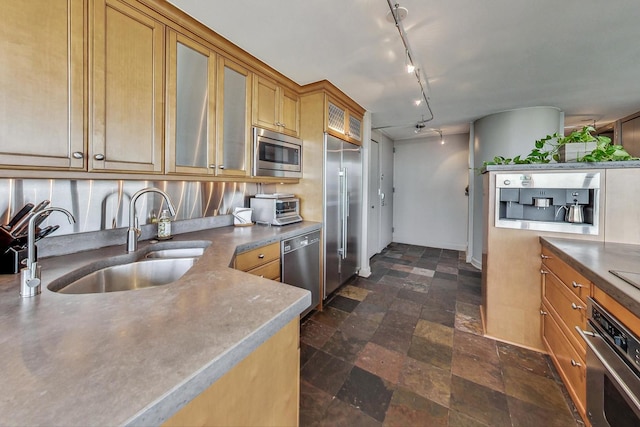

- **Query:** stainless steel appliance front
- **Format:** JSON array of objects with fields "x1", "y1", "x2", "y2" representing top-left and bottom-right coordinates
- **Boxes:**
[
  {"x1": 281, "y1": 230, "x2": 321, "y2": 317},
  {"x1": 252, "y1": 127, "x2": 302, "y2": 178},
  {"x1": 250, "y1": 197, "x2": 302, "y2": 226},
  {"x1": 323, "y1": 133, "x2": 362, "y2": 298},
  {"x1": 495, "y1": 172, "x2": 600, "y2": 235},
  {"x1": 578, "y1": 298, "x2": 640, "y2": 426}
]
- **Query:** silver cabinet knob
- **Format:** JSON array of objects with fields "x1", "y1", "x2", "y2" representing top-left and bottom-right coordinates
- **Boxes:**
[
  {"x1": 541, "y1": 254, "x2": 551, "y2": 259},
  {"x1": 209, "y1": 164, "x2": 216, "y2": 169},
  {"x1": 218, "y1": 165, "x2": 225, "y2": 170},
  {"x1": 540, "y1": 269, "x2": 548, "y2": 274},
  {"x1": 540, "y1": 309, "x2": 548, "y2": 315},
  {"x1": 572, "y1": 281, "x2": 584, "y2": 288},
  {"x1": 94, "y1": 154, "x2": 105, "y2": 161},
  {"x1": 258, "y1": 254, "x2": 265, "y2": 259},
  {"x1": 72, "y1": 151, "x2": 83, "y2": 159},
  {"x1": 571, "y1": 303, "x2": 584, "y2": 310},
  {"x1": 571, "y1": 359, "x2": 582, "y2": 367}
]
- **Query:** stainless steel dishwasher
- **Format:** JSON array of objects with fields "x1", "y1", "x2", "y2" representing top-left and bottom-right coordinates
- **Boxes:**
[{"x1": 281, "y1": 230, "x2": 320, "y2": 317}]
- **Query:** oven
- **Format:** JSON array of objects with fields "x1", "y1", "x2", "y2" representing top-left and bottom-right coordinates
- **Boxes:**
[
  {"x1": 252, "y1": 127, "x2": 302, "y2": 178},
  {"x1": 578, "y1": 298, "x2": 640, "y2": 426}
]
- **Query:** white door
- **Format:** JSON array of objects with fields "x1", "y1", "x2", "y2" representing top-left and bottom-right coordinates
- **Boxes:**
[
  {"x1": 367, "y1": 138, "x2": 380, "y2": 258},
  {"x1": 379, "y1": 138, "x2": 394, "y2": 249}
]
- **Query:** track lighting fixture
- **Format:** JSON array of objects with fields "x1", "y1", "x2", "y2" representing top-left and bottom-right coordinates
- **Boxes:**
[{"x1": 386, "y1": 1, "x2": 434, "y2": 123}]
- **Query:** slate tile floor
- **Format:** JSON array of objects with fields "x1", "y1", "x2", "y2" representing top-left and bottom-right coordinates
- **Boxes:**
[{"x1": 300, "y1": 243, "x2": 584, "y2": 427}]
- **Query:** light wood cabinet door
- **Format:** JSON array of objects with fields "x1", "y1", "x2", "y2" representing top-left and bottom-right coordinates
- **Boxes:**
[
  {"x1": 234, "y1": 241, "x2": 280, "y2": 272},
  {"x1": 0, "y1": 0, "x2": 85, "y2": 169},
  {"x1": 91, "y1": 0, "x2": 164, "y2": 173},
  {"x1": 253, "y1": 75, "x2": 300, "y2": 137},
  {"x1": 165, "y1": 30, "x2": 216, "y2": 175},
  {"x1": 216, "y1": 57, "x2": 251, "y2": 177},
  {"x1": 326, "y1": 98, "x2": 362, "y2": 145}
]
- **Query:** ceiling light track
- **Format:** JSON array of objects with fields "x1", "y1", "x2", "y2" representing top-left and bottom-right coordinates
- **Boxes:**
[{"x1": 386, "y1": 0, "x2": 434, "y2": 123}]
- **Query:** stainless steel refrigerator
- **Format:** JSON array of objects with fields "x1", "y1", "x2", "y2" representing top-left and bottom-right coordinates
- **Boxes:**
[{"x1": 323, "y1": 133, "x2": 362, "y2": 298}]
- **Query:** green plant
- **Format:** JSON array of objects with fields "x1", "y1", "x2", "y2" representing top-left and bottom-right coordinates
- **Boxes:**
[{"x1": 482, "y1": 125, "x2": 636, "y2": 167}]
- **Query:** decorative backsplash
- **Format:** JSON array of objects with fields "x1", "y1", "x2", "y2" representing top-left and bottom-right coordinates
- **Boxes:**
[{"x1": 0, "y1": 179, "x2": 275, "y2": 236}]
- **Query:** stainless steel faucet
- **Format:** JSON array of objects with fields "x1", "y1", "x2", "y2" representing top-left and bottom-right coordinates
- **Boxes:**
[
  {"x1": 20, "y1": 207, "x2": 76, "y2": 298},
  {"x1": 126, "y1": 188, "x2": 176, "y2": 252}
]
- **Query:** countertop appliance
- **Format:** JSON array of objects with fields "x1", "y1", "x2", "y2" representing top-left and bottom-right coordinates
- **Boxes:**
[
  {"x1": 579, "y1": 298, "x2": 640, "y2": 426},
  {"x1": 250, "y1": 194, "x2": 302, "y2": 226},
  {"x1": 252, "y1": 127, "x2": 302, "y2": 178},
  {"x1": 323, "y1": 133, "x2": 362, "y2": 298},
  {"x1": 281, "y1": 230, "x2": 320, "y2": 317},
  {"x1": 495, "y1": 172, "x2": 600, "y2": 235}
]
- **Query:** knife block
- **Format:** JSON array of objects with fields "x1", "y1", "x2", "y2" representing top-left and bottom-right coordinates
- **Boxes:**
[{"x1": 0, "y1": 246, "x2": 33, "y2": 274}]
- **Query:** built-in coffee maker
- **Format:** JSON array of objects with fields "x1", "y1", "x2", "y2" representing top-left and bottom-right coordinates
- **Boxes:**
[{"x1": 495, "y1": 172, "x2": 600, "y2": 235}]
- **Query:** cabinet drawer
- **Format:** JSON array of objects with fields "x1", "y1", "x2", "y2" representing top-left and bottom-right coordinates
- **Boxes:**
[
  {"x1": 542, "y1": 270, "x2": 587, "y2": 353},
  {"x1": 542, "y1": 305, "x2": 587, "y2": 419},
  {"x1": 541, "y1": 247, "x2": 590, "y2": 303},
  {"x1": 234, "y1": 242, "x2": 280, "y2": 271},
  {"x1": 247, "y1": 259, "x2": 280, "y2": 281}
]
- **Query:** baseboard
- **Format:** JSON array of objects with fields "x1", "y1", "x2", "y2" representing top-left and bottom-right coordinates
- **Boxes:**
[
  {"x1": 358, "y1": 267, "x2": 371, "y2": 278},
  {"x1": 470, "y1": 256, "x2": 482, "y2": 270}
]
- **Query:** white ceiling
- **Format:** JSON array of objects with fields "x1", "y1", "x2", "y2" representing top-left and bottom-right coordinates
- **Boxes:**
[{"x1": 168, "y1": 0, "x2": 640, "y2": 141}]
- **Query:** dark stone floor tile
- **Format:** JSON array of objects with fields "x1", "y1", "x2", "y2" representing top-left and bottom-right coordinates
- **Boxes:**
[
  {"x1": 456, "y1": 289, "x2": 482, "y2": 305},
  {"x1": 451, "y1": 349, "x2": 505, "y2": 393},
  {"x1": 448, "y1": 409, "x2": 490, "y2": 427},
  {"x1": 407, "y1": 335, "x2": 453, "y2": 371},
  {"x1": 415, "y1": 258, "x2": 439, "y2": 270},
  {"x1": 459, "y1": 268, "x2": 482, "y2": 278},
  {"x1": 414, "y1": 319, "x2": 454, "y2": 347},
  {"x1": 421, "y1": 248, "x2": 442, "y2": 258},
  {"x1": 450, "y1": 375, "x2": 511, "y2": 427},
  {"x1": 364, "y1": 291, "x2": 398, "y2": 309},
  {"x1": 398, "y1": 280, "x2": 430, "y2": 294},
  {"x1": 328, "y1": 295, "x2": 360, "y2": 313},
  {"x1": 406, "y1": 247, "x2": 425, "y2": 258},
  {"x1": 502, "y1": 365, "x2": 572, "y2": 412},
  {"x1": 358, "y1": 279, "x2": 401, "y2": 295},
  {"x1": 396, "y1": 288, "x2": 431, "y2": 304},
  {"x1": 420, "y1": 306, "x2": 456, "y2": 328},
  {"x1": 337, "y1": 366, "x2": 394, "y2": 423},
  {"x1": 301, "y1": 349, "x2": 354, "y2": 396},
  {"x1": 383, "y1": 388, "x2": 448, "y2": 426},
  {"x1": 399, "y1": 357, "x2": 451, "y2": 408},
  {"x1": 313, "y1": 306, "x2": 350, "y2": 329},
  {"x1": 381, "y1": 310, "x2": 419, "y2": 333},
  {"x1": 386, "y1": 269, "x2": 410, "y2": 278},
  {"x1": 508, "y1": 395, "x2": 578, "y2": 427},
  {"x1": 368, "y1": 268, "x2": 390, "y2": 282},
  {"x1": 388, "y1": 297, "x2": 422, "y2": 317},
  {"x1": 300, "y1": 380, "x2": 334, "y2": 426},
  {"x1": 457, "y1": 274, "x2": 482, "y2": 287},
  {"x1": 355, "y1": 342, "x2": 405, "y2": 385},
  {"x1": 456, "y1": 301, "x2": 481, "y2": 319},
  {"x1": 301, "y1": 319, "x2": 336, "y2": 348},
  {"x1": 496, "y1": 341, "x2": 555, "y2": 379},
  {"x1": 370, "y1": 325, "x2": 414, "y2": 354},
  {"x1": 319, "y1": 398, "x2": 382, "y2": 427},
  {"x1": 338, "y1": 312, "x2": 381, "y2": 341},
  {"x1": 352, "y1": 301, "x2": 387, "y2": 324},
  {"x1": 323, "y1": 328, "x2": 369, "y2": 363},
  {"x1": 423, "y1": 293, "x2": 457, "y2": 312},
  {"x1": 432, "y1": 275, "x2": 459, "y2": 288},
  {"x1": 453, "y1": 329, "x2": 500, "y2": 366},
  {"x1": 301, "y1": 342, "x2": 318, "y2": 369}
]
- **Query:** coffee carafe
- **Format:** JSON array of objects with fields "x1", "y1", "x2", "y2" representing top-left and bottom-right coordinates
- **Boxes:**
[{"x1": 556, "y1": 200, "x2": 584, "y2": 223}]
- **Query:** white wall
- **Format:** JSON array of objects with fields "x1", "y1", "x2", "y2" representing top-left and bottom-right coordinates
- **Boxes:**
[
  {"x1": 470, "y1": 107, "x2": 563, "y2": 268},
  {"x1": 393, "y1": 133, "x2": 469, "y2": 251}
]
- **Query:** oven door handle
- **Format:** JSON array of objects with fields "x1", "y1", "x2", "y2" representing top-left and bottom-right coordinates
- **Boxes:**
[{"x1": 576, "y1": 326, "x2": 640, "y2": 411}]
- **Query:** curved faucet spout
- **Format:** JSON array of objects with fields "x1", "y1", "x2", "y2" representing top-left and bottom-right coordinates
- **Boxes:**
[
  {"x1": 21, "y1": 207, "x2": 76, "y2": 298},
  {"x1": 127, "y1": 188, "x2": 176, "y2": 253}
]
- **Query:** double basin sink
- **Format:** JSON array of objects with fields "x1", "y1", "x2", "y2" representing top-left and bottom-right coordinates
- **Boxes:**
[{"x1": 48, "y1": 241, "x2": 210, "y2": 294}]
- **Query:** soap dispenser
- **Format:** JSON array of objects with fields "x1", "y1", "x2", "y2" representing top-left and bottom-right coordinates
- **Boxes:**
[{"x1": 157, "y1": 209, "x2": 172, "y2": 239}]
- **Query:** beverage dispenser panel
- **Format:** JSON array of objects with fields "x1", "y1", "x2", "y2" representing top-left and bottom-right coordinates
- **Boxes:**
[{"x1": 495, "y1": 172, "x2": 600, "y2": 235}]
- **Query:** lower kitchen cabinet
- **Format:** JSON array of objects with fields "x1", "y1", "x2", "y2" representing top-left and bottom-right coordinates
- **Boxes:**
[
  {"x1": 234, "y1": 241, "x2": 281, "y2": 281},
  {"x1": 540, "y1": 247, "x2": 589, "y2": 422},
  {"x1": 163, "y1": 318, "x2": 300, "y2": 426}
]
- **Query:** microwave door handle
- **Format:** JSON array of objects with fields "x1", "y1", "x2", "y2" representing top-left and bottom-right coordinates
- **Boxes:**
[{"x1": 576, "y1": 326, "x2": 640, "y2": 410}]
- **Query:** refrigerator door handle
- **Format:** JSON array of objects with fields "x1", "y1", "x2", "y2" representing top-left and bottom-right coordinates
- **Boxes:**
[{"x1": 341, "y1": 167, "x2": 348, "y2": 260}]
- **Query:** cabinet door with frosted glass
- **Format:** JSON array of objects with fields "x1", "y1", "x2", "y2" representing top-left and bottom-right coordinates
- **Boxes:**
[
  {"x1": 216, "y1": 57, "x2": 251, "y2": 177},
  {"x1": 166, "y1": 30, "x2": 216, "y2": 175}
]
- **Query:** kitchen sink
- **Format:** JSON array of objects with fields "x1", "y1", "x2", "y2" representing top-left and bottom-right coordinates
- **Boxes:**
[
  {"x1": 145, "y1": 247, "x2": 206, "y2": 259},
  {"x1": 52, "y1": 257, "x2": 197, "y2": 294}
]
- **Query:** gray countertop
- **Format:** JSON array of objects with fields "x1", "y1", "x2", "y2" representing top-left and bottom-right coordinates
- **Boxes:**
[
  {"x1": 0, "y1": 221, "x2": 320, "y2": 426},
  {"x1": 483, "y1": 160, "x2": 640, "y2": 173},
  {"x1": 540, "y1": 237, "x2": 640, "y2": 317}
]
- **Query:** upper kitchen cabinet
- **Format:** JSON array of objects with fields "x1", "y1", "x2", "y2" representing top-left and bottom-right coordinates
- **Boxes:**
[
  {"x1": 621, "y1": 112, "x2": 640, "y2": 158},
  {"x1": 0, "y1": 0, "x2": 85, "y2": 170},
  {"x1": 90, "y1": 0, "x2": 164, "y2": 173},
  {"x1": 252, "y1": 75, "x2": 300, "y2": 137},
  {"x1": 216, "y1": 57, "x2": 252, "y2": 177},
  {"x1": 165, "y1": 30, "x2": 217, "y2": 175},
  {"x1": 327, "y1": 97, "x2": 363, "y2": 145}
]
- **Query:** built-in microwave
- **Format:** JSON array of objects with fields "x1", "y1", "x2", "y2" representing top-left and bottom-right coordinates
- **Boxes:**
[{"x1": 252, "y1": 127, "x2": 302, "y2": 178}]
